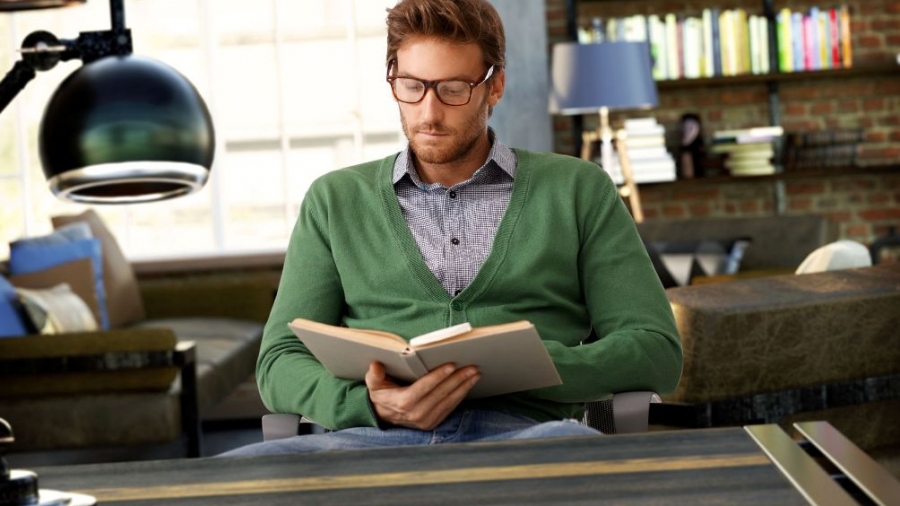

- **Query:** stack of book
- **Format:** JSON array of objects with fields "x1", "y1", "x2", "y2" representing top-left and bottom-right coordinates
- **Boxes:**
[
  {"x1": 711, "y1": 126, "x2": 784, "y2": 176},
  {"x1": 603, "y1": 117, "x2": 677, "y2": 185}
]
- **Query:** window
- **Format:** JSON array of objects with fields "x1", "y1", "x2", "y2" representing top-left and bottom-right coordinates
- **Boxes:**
[{"x1": 0, "y1": 0, "x2": 402, "y2": 260}]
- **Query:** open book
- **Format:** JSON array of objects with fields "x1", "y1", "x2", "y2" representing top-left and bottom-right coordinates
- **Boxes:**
[{"x1": 288, "y1": 318, "x2": 562, "y2": 399}]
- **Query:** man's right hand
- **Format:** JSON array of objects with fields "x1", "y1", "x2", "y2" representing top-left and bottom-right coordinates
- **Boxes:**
[{"x1": 365, "y1": 362, "x2": 480, "y2": 430}]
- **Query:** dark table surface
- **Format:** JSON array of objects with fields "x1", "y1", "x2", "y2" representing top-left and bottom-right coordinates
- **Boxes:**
[{"x1": 33, "y1": 427, "x2": 807, "y2": 505}]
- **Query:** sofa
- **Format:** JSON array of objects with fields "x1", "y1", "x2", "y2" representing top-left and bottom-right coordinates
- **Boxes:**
[
  {"x1": 0, "y1": 210, "x2": 276, "y2": 460},
  {"x1": 657, "y1": 263, "x2": 900, "y2": 467},
  {"x1": 637, "y1": 214, "x2": 836, "y2": 285}
]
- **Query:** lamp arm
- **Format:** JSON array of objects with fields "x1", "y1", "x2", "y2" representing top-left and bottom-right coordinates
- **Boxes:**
[
  {"x1": 0, "y1": 0, "x2": 133, "y2": 117},
  {"x1": 0, "y1": 60, "x2": 36, "y2": 113}
]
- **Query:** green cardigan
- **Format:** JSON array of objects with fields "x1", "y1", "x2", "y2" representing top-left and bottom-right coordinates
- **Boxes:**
[{"x1": 257, "y1": 149, "x2": 682, "y2": 430}]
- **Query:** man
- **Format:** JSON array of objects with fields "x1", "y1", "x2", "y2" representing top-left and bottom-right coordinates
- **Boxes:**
[{"x1": 223, "y1": 0, "x2": 681, "y2": 455}]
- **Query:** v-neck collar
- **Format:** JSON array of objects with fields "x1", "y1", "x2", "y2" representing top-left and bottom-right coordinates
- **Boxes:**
[{"x1": 379, "y1": 149, "x2": 533, "y2": 303}]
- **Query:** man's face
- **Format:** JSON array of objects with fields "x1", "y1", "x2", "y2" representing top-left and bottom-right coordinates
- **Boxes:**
[{"x1": 393, "y1": 37, "x2": 504, "y2": 167}]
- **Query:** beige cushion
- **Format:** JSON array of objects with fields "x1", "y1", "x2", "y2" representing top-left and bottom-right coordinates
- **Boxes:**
[
  {"x1": 15, "y1": 283, "x2": 98, "y2": 333},
  {"x1": 8, "y1": 257, "x2": 103, "y2": 329},
  {"x1": 52, "y1": 209, "x2": 146, "y2": 328}
]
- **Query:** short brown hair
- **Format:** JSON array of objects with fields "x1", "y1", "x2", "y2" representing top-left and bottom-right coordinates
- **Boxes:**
[{"x1": 385, "y1": 0, "x2": 506, "y2": 71}]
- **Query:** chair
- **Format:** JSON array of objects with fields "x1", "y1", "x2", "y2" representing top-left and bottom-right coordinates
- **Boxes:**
[{"x1": 261, "y1": 391, "x2": 660, "y2": 441}]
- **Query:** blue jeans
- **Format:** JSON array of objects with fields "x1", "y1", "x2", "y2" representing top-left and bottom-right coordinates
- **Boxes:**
[{"x1": 219, "y1": 409, "x2": 601, "y2": 457}]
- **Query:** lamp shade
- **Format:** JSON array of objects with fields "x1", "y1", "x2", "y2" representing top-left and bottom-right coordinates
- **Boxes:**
[
  {"x1": 548, "y1": 41, "x2": 658, "y2": 115},
  {"x1": 39, "y1": 55, "x2": 215, "y2": 204}
]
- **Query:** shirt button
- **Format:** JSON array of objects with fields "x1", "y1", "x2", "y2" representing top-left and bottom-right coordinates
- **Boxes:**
[
  {"x1": 450, "y1": 238, "x2": 460, "y2": 245},
  {"x1": 449, "y1": 191, "x2": 457, "y2": 199},
  {"x1": 450, "y1": 301, "x2": 463, "y2": 311}
]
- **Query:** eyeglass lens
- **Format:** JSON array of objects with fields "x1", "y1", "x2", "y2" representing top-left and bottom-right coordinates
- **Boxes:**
[{"x1": 393, "y1": 78, "x2": 473, "y2": 106}]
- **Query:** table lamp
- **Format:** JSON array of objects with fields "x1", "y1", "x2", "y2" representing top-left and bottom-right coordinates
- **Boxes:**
[
  {"x1": 0, "y1": 0, "x2": 215, "y2": 204},
  {"x1": 548, "y1": 41, "x2": 658, "y2": 221}
]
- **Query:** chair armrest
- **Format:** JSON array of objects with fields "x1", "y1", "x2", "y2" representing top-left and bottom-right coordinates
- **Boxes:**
[
  {"x1": 612, "y1": 391, "x2": 661, "y2": 434},
  {"x1": 261, "y1": 414, "x2": 328, "y2": 441},
  {"x1": 139, "y1": 275, "x2": 276, "y2": 322},
  {"x1": 261, "y1": 414, "x2": 303, "y2": 441},
  {"x1": 585, "y1": 391, "x2": 660, "y2": 434}
]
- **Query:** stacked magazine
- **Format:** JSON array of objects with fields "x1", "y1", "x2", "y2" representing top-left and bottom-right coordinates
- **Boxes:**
[
  {"x1": 602, "y1": 117, "x2": 677, "y2": 185},
  {"x1": 710, "y1": 125, "x2": 784, "y2": 176}
]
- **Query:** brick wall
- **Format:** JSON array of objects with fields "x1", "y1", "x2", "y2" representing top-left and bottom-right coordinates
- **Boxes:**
[{"x1": 543, "y1": 0, "x2": 900, "y2": 245}]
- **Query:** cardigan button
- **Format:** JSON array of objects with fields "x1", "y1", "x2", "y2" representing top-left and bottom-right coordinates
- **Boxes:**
[{"x1": 450, "y1": 301, "x2": 463, "y2": 311}]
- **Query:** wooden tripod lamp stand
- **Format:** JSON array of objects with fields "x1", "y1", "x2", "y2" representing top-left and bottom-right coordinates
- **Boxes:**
[{"x1": 549, "y1": 41, "x2": 659, "y2": 223}]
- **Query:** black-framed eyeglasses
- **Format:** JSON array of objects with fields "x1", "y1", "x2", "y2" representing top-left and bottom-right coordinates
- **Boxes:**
[{"x1": 386, "y1": 60, "x2": 495, "y2": 106}]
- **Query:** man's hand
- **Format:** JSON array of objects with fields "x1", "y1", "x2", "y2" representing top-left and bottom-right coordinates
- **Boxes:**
[{"x1": 366, "y1": 362, "x2": 480, "y2": 430}]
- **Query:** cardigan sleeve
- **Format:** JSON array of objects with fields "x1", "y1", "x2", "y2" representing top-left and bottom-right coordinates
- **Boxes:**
[
  {"x1": 255, "y1": 184, "x2": 380, "y2": 430},
  {"x1": 530, "y1": 172, "x2": 683, "y2": 402}
]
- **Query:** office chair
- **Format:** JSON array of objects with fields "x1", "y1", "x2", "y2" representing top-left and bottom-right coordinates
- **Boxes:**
[{"x1": 261, "y1": 391, "x2": 660, "y2": 440}]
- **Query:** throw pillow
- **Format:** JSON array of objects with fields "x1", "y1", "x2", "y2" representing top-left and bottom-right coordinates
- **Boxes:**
[
  {"x1": 52, "y1": 210, "x2": 146, "y2": 328},
  {"x1": 8, "y1": 258, "x2": 103, "y2": 330},
  {"x1": 0, "y1": 276, "x2": 31, "y2": 337},
  {"x1": 645, "y1": 237, "x2": 752, "y2": 287},
  {"x1": 8, "y1": 237, "x2": 110, "y2": 330},
  {"x1": 11, "y1": 221, "x2": 92, "y2": 247},
  {"x1": 15, "y1": 283, "x2": 99, "y2": 334}
]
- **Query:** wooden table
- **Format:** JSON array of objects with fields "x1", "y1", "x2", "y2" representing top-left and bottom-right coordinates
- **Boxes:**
[{"x1": 32, "y1": 426, "x2": 816, "y2": 505}]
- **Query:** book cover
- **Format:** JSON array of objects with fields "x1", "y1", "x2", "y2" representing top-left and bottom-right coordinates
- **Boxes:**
[
  {"x1": 758, "y1": 16, "x2": 770, "y2": 74},
  {"x1": 648, "y1": 15, "x2": 668, "y2": 80},
  {"x1": 830, "y1": 7, "x2": 841, "y2": 68},
  {"x1": 682, "y1": 17, "x2": 702, "y2": 79},
  {"x1": 804, "y1": 9, "x2": 817, "y2": 70},
  {"x1": 791, "y1": 11, "x2": 804, "y2": 72},
  {"x1": 288, "y1": 318, "x2": 562, "y2": 399},
  {"x1": 777, "y1": 9, "x2": 794, "y2": 72},
  {"x1": 711, "y1": 8, "x2": 722, "y2": 76},
  {"x1": 840, "y1": 5, "x2": 852, "y2": 68},
  {"x1": 702, "y1": 9, "x2": 715, "y2": 77},
  {"x1": 665, "y1": 13, "x2": 681, "y2": 79},
  {"x1": 817, "y1": 8, "x2": 830, "y2": 69}
]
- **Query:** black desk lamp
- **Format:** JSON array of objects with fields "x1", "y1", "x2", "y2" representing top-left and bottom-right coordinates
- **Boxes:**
[{"x1": 0, "y1": 0, "x2": 215, "y2": 204}]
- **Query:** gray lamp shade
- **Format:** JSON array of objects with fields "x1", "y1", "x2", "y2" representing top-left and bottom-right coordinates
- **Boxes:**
[
  {"x1": 39, "y1": 55, "x2": 215, "y2": 204},
  {"x1": 548, "y1": 41, "x2": 658, "y2": 115}
]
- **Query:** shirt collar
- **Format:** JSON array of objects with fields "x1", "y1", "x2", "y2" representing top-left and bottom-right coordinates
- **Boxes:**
[{"x1": 392, "y1": 128, "x2": 517, "y2": 186}]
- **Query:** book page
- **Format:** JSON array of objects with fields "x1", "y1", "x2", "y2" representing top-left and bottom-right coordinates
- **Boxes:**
[
  {"x1": 408, "y1": 322, "x2": 473, "y2": 347},
  {"x1": 411, "y1": 320, "x2": 533, "y2": 350}
]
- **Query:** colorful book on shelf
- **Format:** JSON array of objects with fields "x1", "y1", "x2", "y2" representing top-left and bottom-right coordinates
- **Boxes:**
[
  {"x1": 665, "y1": 13, "x2": 681, "y2": 79},
  {"x1": 777, "y1": 8, "x2": 794, "y2": 72},
  {"x1": 711, "y1": 8, "x2": 722, "y2": 76},
  {"x1": 840, "y1": 5, "x2": 852, "y2": 68},
  {"x1": 288, "y1": 318, "x2": 562, "y2": 399},
  {"x1": 649, "y1": 15, "x2": 668, "y2": 79},
  {"x1": 791, "y1": 11, "x2": 804, "y2": 72},
  {"x1": 818, "y1": 9, "x2": 830, "y2": 70},
  {"x1": 829, "y1": 7, "x2": 841, "y2": 68},
  {"x1": 803, "y1": 9, "x2": 816, "y2": 71},
  {"x1": 702, "y1": 9, "x2": 715, "y2": 77}
]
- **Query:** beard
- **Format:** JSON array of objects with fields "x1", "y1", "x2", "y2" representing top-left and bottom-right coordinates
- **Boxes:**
[{"x1": 400, "y1": 95, "x2": 490, "y2": 167}]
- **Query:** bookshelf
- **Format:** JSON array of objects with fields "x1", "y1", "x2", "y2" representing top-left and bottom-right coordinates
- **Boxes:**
[
  {"x1": 561, "y1": 0, "x2": 897, "y2": 122},
  {"x1": 561, "y1": 0, "x2": 898, "y2": 213}
]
